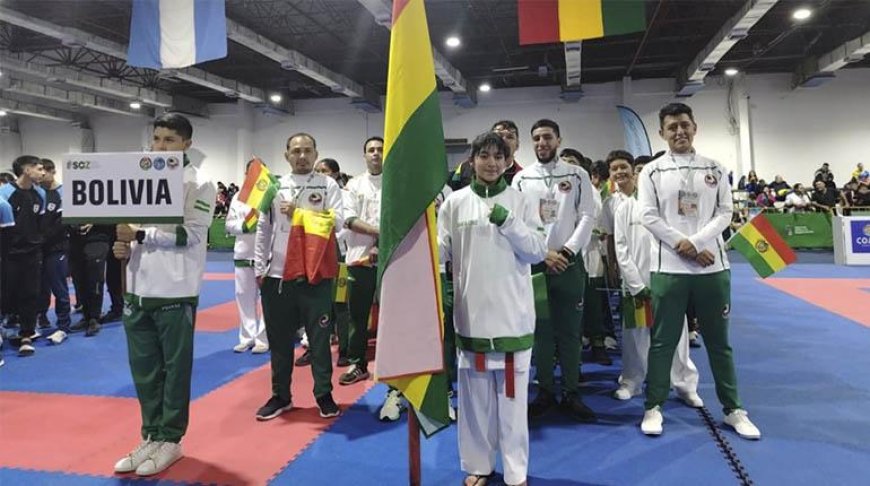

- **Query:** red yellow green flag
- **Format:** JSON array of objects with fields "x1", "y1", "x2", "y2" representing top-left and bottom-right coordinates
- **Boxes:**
[
  {"x1": 375, "y1": 0, "x2": 450, "y2": 437},
  {"x1": 238, "y1": 157, "x2": 279, "y2": 213},
  {"x1": 283, "y1": 208, "x2": 339, "y2": 285},
  {"x1": 622, "y1": 295, "x2": 652, "y2": 329},
  {"x1": 728, "y1": 213, "x2": 797, "y2": 278},
  {"x1": 518, "y1": 0, "x2": 647, "y2": 45}
]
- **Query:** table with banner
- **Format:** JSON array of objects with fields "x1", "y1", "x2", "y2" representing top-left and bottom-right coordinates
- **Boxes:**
[{"x1": 833, "y1": 216, "x2": 870, "y2": 265}]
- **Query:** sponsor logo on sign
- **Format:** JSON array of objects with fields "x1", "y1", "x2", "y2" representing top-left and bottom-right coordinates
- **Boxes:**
[
  {"x1": 167, "y1": 156, "x2": 180, "y2": 169},
  {"x1": 139, "y1": 157, "x2": 152, "y2": 170},
  {"x1": 153, "y1": 157, "x2": 166, "y2": 170},
  {"x1": 705, "y1": 174, "x2": 718, "y2": 187},
  {"x1": 558, "y1": 180, "x2": 572, "y2": 193},
  {"x1": 754, "y1": 240, "x2": 769, "y2": 253},
  {"x1": 851, "y1": 221, "x2": 870, "y2": 253}
]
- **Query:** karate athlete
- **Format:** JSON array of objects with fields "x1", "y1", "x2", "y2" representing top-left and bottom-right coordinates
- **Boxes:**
[
  {"x1": 610, "y1": 153, "x2": 701, "y2": 405},
  {"x1": 638, "y1": 102, "x2": 760, "y2": 439},
  {"x1": 112, "y1": 113, "x2": 216, "y2": 476},
  {"x1": 225, "y1": 160, "x2": 268, "y2": 354},
  {"x1": 439, "y1": 132, "x2": 546, "y2": 486},
  {"x1": 253, "y1": 132, "x2": 344, "y2": 421},
  {"x1": 512, "y1": 119, "x2": 597, "y2": 422}
]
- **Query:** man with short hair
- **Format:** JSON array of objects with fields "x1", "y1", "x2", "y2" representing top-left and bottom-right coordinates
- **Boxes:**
[
  {"x1": 810, "y1": 180, "x2": 837, "y2": 213},
  {"x1": 0, "y1": 156, "x2": 46, "y2": 357},
  {"x1": 339, "y1": 136, "x2": 383, "y2": 388},
  {"x1": 254, "y1": 132, "x2": 344, "y2": 421},
  {"x1": 37, "y1": 159, "x2": 72, "y2": 343},
  {"x1": 637, "y1": 102, "x2": 760, "y2": 439},
  {"x1": 450, "y1": 120, "x2": 524, "y2": 190},
  {"x1": 111, "y1": 113, "x2": 216, "y2": 475},
  {"x1": 512, "y1": 119, "x2": 597, "y2": 422},
  {"x1": 785, "y1": 183, "x2": 812, "y2": 212}
]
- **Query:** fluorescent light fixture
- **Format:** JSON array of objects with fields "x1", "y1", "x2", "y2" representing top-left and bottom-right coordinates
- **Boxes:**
[
  {"x1": 445, "y1": 36, "x2": 461, "y2": 48},
  {"x1": 792, "y1": 8, "x2": 812, "y2": 20},
  {"x1": 724, "y1": 67, "x2": 739, "y2": 77},
  {"x1": 269, "y1": 93, "x2": 283, "y2": 103},
  {"x1": 0, "y1": 110, "x2": 7, "y2": 117},
  {"x1": 478, "y1": 83, "x2": 491, "y2": 93},
  {"x1": 129, "y1": 101, "x2": 142, "y2": 109}
]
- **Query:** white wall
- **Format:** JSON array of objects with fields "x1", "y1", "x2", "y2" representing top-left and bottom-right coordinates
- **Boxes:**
[{"x1": 9, "y1": 68, "x2": 869, "y2": 188}]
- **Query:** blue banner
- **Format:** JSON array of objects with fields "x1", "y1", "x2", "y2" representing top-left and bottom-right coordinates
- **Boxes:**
[
  {"x1": 616, "y1": 105, "x2": 652, "y2": 158},
  {"x1": 850, "y1": 219, "x2": 870, "y2": 253}
]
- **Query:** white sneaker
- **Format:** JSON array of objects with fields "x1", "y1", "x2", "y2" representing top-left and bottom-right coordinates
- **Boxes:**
[
  {"x1": 233, "y1": 341, "x2": 253, "y2": 353},
  {"x1": 641, "y1": 406, "x2": 664, "y2": 436},
  {"x1": 379, "y1": 389, "x2": 405, "y2": 421},
  {"x1": 135, "y1": 441, "x2": 183, "y2": 476},
  {"x1": 724, "y1": 409, "x2": 761, "y2": 440},
  {"x1": 677, "y1": 390, "x2": 704, "y2": 408},
  {"x1": 114, "y1": 437, "x2": 160, "y2": 473},
  {"x1": 581, "y1": 336, "x2": 590, "y2": 349},
  {"x1": 604, "y1": 336, "x2": 618, "y2": 350},
  {"x1": 612, "y1": 385, "x2": 635, "y2": 401},
  {"x1": 48, "y1": 330, "x2": 68, "y2": 345},
  {"x1": 251, "y1": 343, "x2": 269, "y2": 354},
  {"x1": 448, "y1": 403, "x2": 456, "y2": 422}
]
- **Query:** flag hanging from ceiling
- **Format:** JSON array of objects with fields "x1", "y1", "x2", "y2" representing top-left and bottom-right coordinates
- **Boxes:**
[
  {"x1": 375, "y1": 0, "x2": 450, "y2": 437},
  {"x1": 128, "y1": 0, "x2": 228, "y2": 69},
  {"x1": 518, "y1": 0, "x2": 647, "y2": 45},
  {"x1": 728, "y1": 213, "x2": 797, "y2": 278}
]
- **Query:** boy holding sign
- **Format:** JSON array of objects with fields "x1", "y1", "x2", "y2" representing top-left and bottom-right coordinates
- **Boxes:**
[{"x1": 111, "y1": 113, "x2": 216, "y2": 476}]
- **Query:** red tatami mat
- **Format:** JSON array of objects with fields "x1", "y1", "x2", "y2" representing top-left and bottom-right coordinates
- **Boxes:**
[
  {"x1": 0, "y1": 348, "x2": 374, "y2": 485},
  {"x1": 195, "y1": 301, "x2": 243, "y2": 332},
  {"x1": 204, "y1": 272, "x2": 235, "y2": 281},
  {"x1": 762, "y1": 278, "x2": 870, "y2": 328}
]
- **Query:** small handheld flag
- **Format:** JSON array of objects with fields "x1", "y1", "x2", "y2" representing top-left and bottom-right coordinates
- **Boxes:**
[
  {"x1": 728, "y1": 213, "x2": 797, "y2": 278},
  {"x1": 238, "y1": 158, "x2": 279, "y2": 214}
]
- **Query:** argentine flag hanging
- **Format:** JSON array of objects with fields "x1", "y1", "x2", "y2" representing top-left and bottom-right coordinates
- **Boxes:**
[{"x1": 127, "y1": 0, "x2": 228, "y2": 69}]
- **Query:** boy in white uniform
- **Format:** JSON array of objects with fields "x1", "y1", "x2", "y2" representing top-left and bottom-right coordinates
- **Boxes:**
[
  {"x1": 439, "y1": 133, "x2": 547, "y2": 486},
  {"x1": 225, "y1": 160, "x2": 268, "y2": 354},
  {"x1": 608, "y1": 151, "x2": 701, "y2": 404}
]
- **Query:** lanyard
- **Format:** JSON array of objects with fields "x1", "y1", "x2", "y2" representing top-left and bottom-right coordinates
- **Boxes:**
[
  {"x1": 290, "y1": 172, "x2": 317, "y2": 205},
  {"x1": 669, "y1": 152, "x2": 696, "y2": 191}
]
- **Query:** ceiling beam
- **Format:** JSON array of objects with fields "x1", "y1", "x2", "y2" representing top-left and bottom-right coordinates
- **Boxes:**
[
  {"x1": 792, "y1": 30, "x2": 870, "y2": 88},
  {"x1": 355, "y1": 0, "x2": 477, "y2": 107},
  {"x1": 0, "y1": 5, "x2": 265, "y2": 103},
  {"x1": 1, "y1": 76, "x2": 154, "y2": 117},
  {"x1": 677, "y1": 0, "x2": 780, "y2": 96},
  {"x1": 0, "y1": 51, "x2": 172, "y2": 107},
  {"x1": 0, "y1": 93, "x2": 84, "y2": 122}
]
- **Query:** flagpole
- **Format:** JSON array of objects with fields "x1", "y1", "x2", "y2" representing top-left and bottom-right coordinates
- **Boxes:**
[{"x1": 408, "y1": 410, "x2": 421, "y2": 486}]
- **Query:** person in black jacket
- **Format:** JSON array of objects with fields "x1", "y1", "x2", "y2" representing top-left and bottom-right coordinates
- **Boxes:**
[
  {"x1": 0, "y1": 155, "x2": 46, "y2": 356},
  {"x1": 36, "y1": 159, "x2": 72, "y2": 343},
  {"x1": 68, "y1": 224, "x2": 113, "y2": 336}
]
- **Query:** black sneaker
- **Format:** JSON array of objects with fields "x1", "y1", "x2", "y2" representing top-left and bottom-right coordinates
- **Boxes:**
[
  {"x1": 591, "y1": 346, "x2": 613, "y2": 366},
  {"x1": 69, "y1": 319, "x2": 88, "y2": 333},
  {"x1": 528, "y1": 389, "x2": 558, "y2": 419},
  {"x1": 255, "y1": 396, "x2": 292, "y2": 421},
  {"x1": 85, "y1": 319, "x2": 101, "y2": 337},
  {"x1": 100, "y1": 310, "x2": 123, "y2": 324},
  {"x1": 338, "y1": 364, "x2": 369, "y2": 385},
  {"x1": 37, "y1": 314, "x2": 51, "y2": 330},
  {"x1": 294, "y1": 349, "x2": 312, "y2": 367},
  {"x1": 336, "y1": 355, "x2": 351, "y2": 367},
  {"x1": 316, "y1": 393, "x2": 341, "y2": 418},
  {"x1": 73, "y1": 304, "x2": 83, "y2": 314},
  {"x1": 560, "y1": 393, "x2": 597, "y2": 423},
  {"x1": 18, "y1": 337, "x2": 35, "y2": 357}
]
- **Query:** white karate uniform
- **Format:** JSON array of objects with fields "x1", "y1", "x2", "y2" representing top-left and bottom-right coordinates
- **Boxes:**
[
  {"x1": 613, "y1": 196, "x2": 698, "y2": 396},
  {"x1": 226, "y1": 195, "x2": 267, "y2": 348},
  {"x1": 438, "y1": 181, "x2": 547, "y2": 486}
]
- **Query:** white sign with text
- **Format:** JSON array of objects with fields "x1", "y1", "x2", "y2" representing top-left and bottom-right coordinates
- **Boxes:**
[{"x1": 62, "y1": 151, "x2": 185, "y2": 224}]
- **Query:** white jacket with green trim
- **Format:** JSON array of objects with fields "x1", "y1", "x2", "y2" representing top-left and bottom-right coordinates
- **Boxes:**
[{"x1": 126, "y1": 163, "x2": 216, "y2": 304}]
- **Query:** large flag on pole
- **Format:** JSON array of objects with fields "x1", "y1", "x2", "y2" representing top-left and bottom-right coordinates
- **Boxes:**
[
  {"x1": 128, "y1": 0, "x2": 228, "y2": 69},
  {"x1": 375, "y1": 0, "x2": 450, "y2": 437},
  {"x1": 518, "y1": 0, "x2": 647, "y2": 45}
]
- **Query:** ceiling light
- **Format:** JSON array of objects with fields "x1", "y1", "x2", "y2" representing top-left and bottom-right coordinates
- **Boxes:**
[
  {"x1": 792, "y1": 8, "x2": 812, "y2": 20},
  {"x1": 129, "y1": 101, "x2": 142, "y2": 109},
  {"x1": 270, "y1": 93, "x2": 282, "y2": 103},
  {"x1": 0, "y1": 110, "x2": 7, "y2": 117},
  {"x1": 724, "y1": 67, "x2": 739, "y2": 77},
  {"x1": 479, "y1": 83, "x2": 491, "y2": 93},
  {"x1": 445, "y1": 36, "x2": 461, "y2": 48}
]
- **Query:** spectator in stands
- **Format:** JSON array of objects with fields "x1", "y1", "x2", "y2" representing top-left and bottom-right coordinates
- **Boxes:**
[
  {"x1": 854, "y1": 178, "x2": 870, "y2": 208},
  {"x1": 769, "y1": 175, "x2": 791, "y2": 201},
  {"x1": 811, "y1": 179, "x2": 838, "y2": 213},
  {"x1": 852, "y1": 162, "x2": 865, "y2": 181},
  {"x1": 743, "y1": 170, "x2": 760, "y2": 197},
  {"x1": 755, "y1": 185, "x2": 776, "y2": 208},
  {"x1": 814, "y1": 163, "x2": 830, "y2": 180},
  {"x1": 784, "y1": 184, "x2": 812, "y2": 212},
  {"x1": 214, "y1": 182, "x2": 229, "y2": 218}
]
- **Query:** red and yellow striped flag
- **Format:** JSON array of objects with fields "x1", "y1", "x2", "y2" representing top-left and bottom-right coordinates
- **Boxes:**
[
  {"x1": 729, "y1": 213, "x2": 797, "y2": 278},
  {"x1": 238, "y1": 157, "x2": 279, "y2": 213},
  {"x1": 374, "y1": 0, "x2": 450, "y2": 437},
  {"x1": 518, "y1": 0, "x2": 647, "y2": 45},
  {"x1": 282, "y1": 208, "x2": 339, "y2": 285},
  {"x1": 242, "y1": 207, "x2": 259, "y2": 233},
  {"x1": 622, "y1": 295, "x2": 652, "y2": 329}
]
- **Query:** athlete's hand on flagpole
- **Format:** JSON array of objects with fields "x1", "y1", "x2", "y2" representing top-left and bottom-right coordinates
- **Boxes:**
[
  {"x1": 113, "y1": 241, "x2": 131, "y2": 260},
  {"x1": 116, "y1": 224, "x2": 141, "y2": 243},
  {"x1": 695, "y1": 249, "x2": 715, "y2": 267}
]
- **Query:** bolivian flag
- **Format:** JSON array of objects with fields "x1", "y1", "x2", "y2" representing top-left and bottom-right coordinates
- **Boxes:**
[
  {"x1": 518, "y1": 0, "x2": 647, "y2": 45},
  {"x1": 238, "y1": 157, "x2": 279, "y2": 213},
  {"x1": 283, "y1": 209, "x2": 338, "y2": 285},
  {"x1": 374, "y1": 0, "x2": 450, "y2": 437},
  {"x1": 242, "y1": 207, "x2": 259, "y2": 234},
  {"x1": 622, "y1": 295, "x2": 652, "y2": 329},
  {"x1": 729, "y1": 213, "x2": 797, "y2": 278}
]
